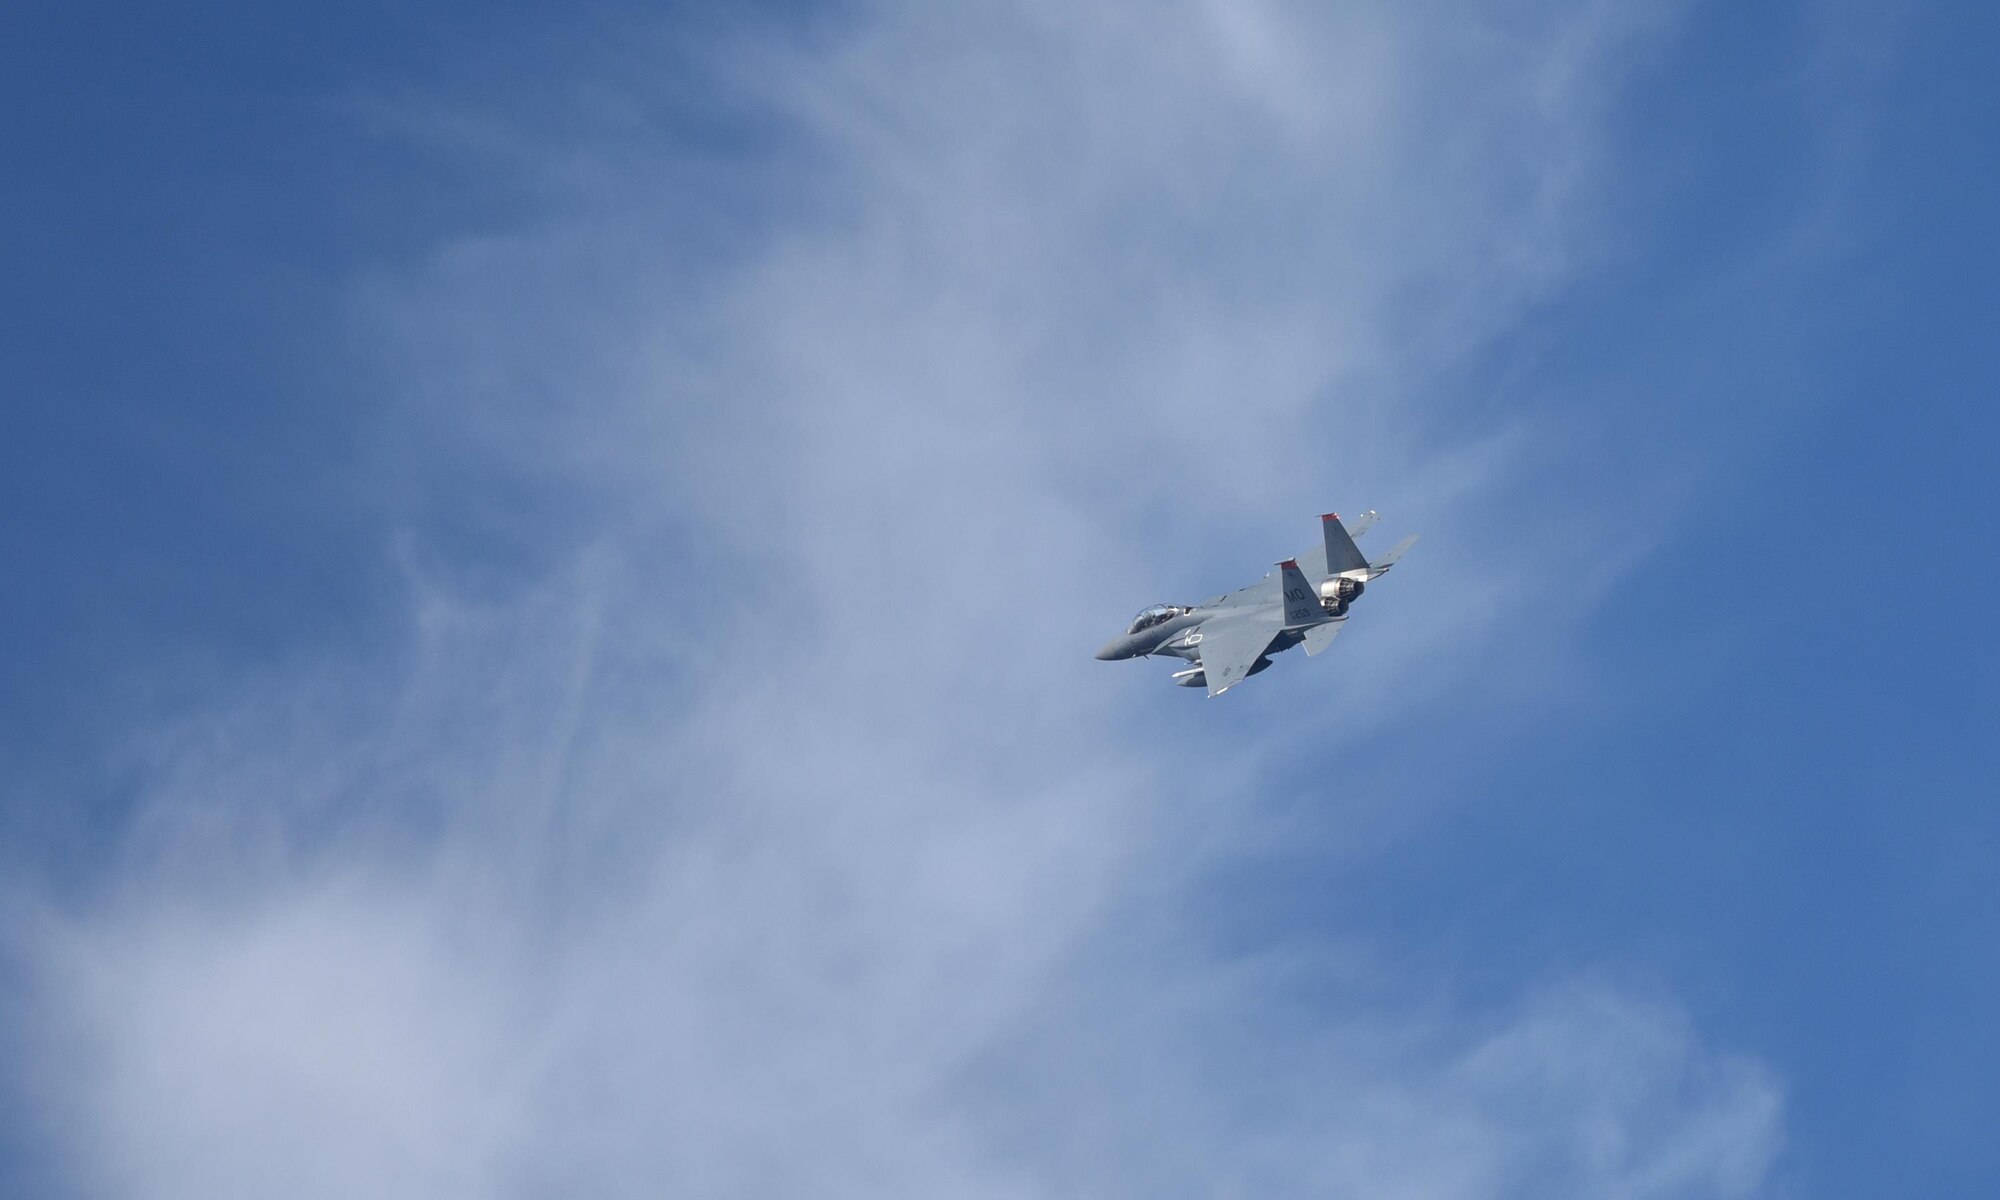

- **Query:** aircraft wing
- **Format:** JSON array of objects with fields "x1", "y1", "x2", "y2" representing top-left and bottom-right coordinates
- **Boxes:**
[
  {"x1": 1366, "y1": 533, "x2": 1419, "y2": 579},
  {"x1": 1196, "y1": 611, "x2": 1282, "y2": 696},
  {"x1": 1198, "y1": 553, "x2": 1284, "y2": 610}
]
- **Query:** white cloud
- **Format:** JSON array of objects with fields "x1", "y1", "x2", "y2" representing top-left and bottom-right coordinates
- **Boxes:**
[{"x1": 12, "y1": 1, "x2": 1782, "y2": 1196}]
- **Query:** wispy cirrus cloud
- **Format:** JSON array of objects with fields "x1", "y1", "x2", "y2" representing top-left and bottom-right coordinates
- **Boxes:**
[{"x1": 9, "y1": 2, "x2": 1782, "y2": 1196}]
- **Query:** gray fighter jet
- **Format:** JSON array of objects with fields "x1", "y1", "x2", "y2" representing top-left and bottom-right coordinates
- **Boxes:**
[{"x1": 1094, "y1": 511, "x2": 1417, "y2": 696}]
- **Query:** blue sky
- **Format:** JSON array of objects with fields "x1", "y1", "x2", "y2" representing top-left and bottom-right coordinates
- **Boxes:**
[{"x1": 4, "y1": 2, "x2": 1996, "y2": 1197}]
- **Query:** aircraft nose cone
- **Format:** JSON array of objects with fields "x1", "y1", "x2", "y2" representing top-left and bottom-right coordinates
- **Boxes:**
[{"x1": 1095, "y1": 638, "x2": 1126, "y2": 661}]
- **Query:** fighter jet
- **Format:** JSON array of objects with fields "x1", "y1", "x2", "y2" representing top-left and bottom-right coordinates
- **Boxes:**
[{"x1": 1094, "y1": 511, "x2": 1417, "y2": 696}]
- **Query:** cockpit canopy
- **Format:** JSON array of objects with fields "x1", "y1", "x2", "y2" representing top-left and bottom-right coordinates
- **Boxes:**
[{"x1": 1126, "y1": 604, "x2": 1187, "y2": 635}]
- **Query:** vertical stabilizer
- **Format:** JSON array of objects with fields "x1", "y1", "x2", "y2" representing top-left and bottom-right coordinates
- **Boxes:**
[
  {"x1": 1320, "y1": 513, "x2": 1371, "y2": 579},
  {"x1": 1278, "y1": 560, "x2": 1322, "y2": 627}
]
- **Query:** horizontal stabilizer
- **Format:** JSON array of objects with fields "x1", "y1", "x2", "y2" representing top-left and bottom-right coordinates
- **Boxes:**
[{"x1": 1302, "y1": 620, "x2": 1344, "y2": 657}]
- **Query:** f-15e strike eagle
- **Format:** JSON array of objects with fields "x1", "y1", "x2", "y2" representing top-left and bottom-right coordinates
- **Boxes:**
[{"x1": 1095, "y1": 511, "x2": 1417, "y2": 696}]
